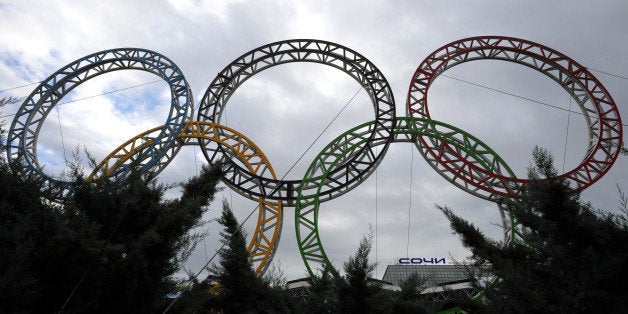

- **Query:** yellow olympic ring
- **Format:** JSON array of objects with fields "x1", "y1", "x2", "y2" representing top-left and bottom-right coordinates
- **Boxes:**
[{"x1": 89, "y1": 121, "x2": 282, "y2": 275}]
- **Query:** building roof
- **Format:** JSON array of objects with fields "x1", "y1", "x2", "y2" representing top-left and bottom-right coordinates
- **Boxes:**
[
  {"x1": 381, "y1": 264, "x2": 489, "y2": 288},
  {"x1": 284, "y1": 276, "x2": 400, "y2": 299}
]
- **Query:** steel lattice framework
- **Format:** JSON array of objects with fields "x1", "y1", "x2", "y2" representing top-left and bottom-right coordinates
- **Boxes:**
[
  {"x1": 196, "y1": 39, "x2": 396, "y2": 205},
  {"x1": 6, "y1": 36, "x2": 622, "y2": 307},
  {"x1": 89, "y1": 121, "x2": 282, "y2": 274},
  {"x1": 7, "y1": 48, "x2": 192, "y2": 201},
  {"x1": 294, "y1": 117, "x2": 520, "y2": 277},
  {"x1": 407, "y1": 36, "x2": 622, "y2": 200}
]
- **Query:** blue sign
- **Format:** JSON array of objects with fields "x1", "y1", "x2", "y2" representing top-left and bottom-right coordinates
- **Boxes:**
[{"x1": 398, "y1": 257, "x2": 447, "y2": 265}]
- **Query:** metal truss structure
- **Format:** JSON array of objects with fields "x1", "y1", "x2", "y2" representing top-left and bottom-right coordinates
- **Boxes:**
[
  {"x1": 295, "y1": 117, "x2": 519, "y2": 277},
  {"x1": 196, "y1": 39, "x2": 396, "y2": 205},
  {"x1": 407, "y1": 36, "x2": 623, "y2": 200},
  {"x1": 7, "y1": 37, "x2": 622, "y2": 307},
  {"x1": 89, "y1": 121, "x2": 282, "y2": 274},
  {"x1": 7, "y1": 48, "x2": 192, "y2": 201}
]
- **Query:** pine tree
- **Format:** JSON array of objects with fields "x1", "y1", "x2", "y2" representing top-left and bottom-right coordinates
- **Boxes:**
[
  {"x1": 333, "y1": 235, "x2": 391, "y2": 313},
  {"x1": 211, "y1": 202, "x2": 262, "y2": 312},
  {"x1": 441, "y1": 147, "x2": 628, "y2": 313},
  {"x1": 209, "y1": 202, "x2": 292, "y2": 313}
]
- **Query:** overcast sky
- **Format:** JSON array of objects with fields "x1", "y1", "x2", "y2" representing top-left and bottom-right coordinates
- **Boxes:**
[{"x1": 1, "y1": 0, "x2": 627, "y2": 281}]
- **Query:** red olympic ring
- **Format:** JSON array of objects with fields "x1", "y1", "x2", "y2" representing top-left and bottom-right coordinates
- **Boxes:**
[{"x1": 407, "y1": 36, "x2": 623, "y2": 199}]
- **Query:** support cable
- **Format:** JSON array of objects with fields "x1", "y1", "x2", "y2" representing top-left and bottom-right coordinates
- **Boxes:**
[
  {"x1": 375, "y1": 146, "x2": 379, "y2": 278},
  {"x1": 281, "y1": 86, "x2": 363, "y2": 179},
  {"x1": 406, "y1": 145, "x2": 414, "y2": 258},
  {"x1": 55, "y1": 106, "x2": 67, "y2": 163},
  {"x1": 0, "y1": 81, "x2": 42, "y2": 93},
  {"x1": 193, "y1": 146, "x2": 199, "y2": 175},
  {"x1": 587, "y1": 67, "x2": 628, "y2": 81},
  {"x1": 225, "y1": 108, "x2": 233, "y2": 208},
  {"x1": 440, "y1": 74, "x2": 628, "y2": 127},
  {"x1": 0, "y1": 80, "x2": 161, "y2": 120},
  {"x1": 562, "y1": 97, "x2": 572, "y2": 172}
]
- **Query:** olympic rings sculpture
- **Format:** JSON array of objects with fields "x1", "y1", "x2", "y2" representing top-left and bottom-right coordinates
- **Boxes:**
[{"x1": 7, "y1": 37, "x2": 622, "y2": 282}]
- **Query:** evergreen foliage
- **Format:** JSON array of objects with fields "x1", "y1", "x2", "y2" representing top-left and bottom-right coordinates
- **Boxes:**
[
  {"x1": 441, "y1": 147, "x2": 628, "y2": 313},
  {"x1": 212, "y1": 201, "x2": 264, "y2": 312},
  {"x1": 206, "y1": 203, "x2": 293, "y2": 313},
  {"x1": 389, "y1": 273, "x2": 431, "y2": 313},
  {"x1": 334, "y1": 234, "x2": 388, "y2": 313},
  {"x1": 176, "y1": 206, "x2": 435, "y2": 313},
  {"x1": 297, "y1": 266, "x2": 337, "y2": 313},
  {"x1": 0, "y1": 161, "x2": 224, "y2": 312},
  {"x1": 293, "y1": 235, "x2": 432, "y2": 313},
  {"x1": 1, "y1": 96, "x2": 226, "y2": 312}
]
